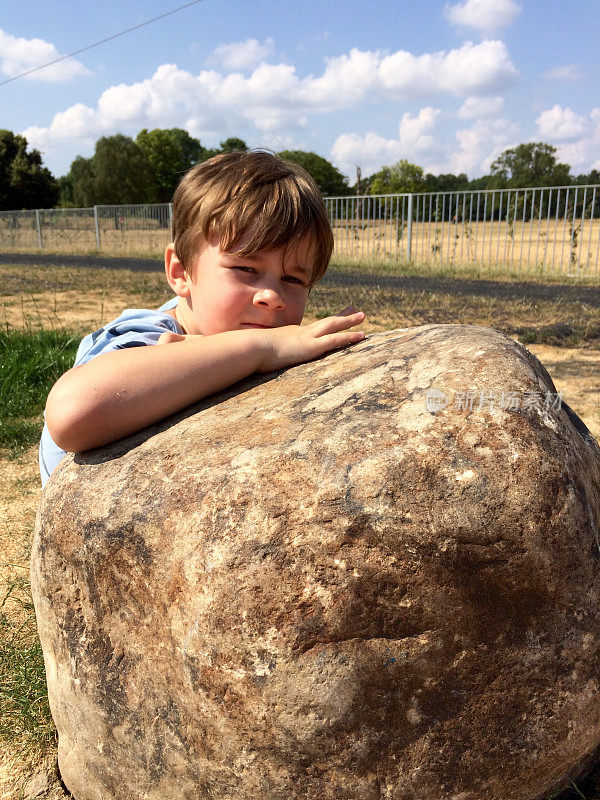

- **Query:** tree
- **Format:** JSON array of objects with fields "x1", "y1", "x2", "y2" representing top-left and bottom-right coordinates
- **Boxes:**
[
  {"x1": 490, "y1": 142, "x2": 571, "y2": 188},
  {"x1": 573, "y1": 169, "x2": 600, "y2": 186},
  {"x1": 66, "y1": 135, "x2": 153, "y2": 205},
  {"x1": 219, "y1": 137, "x2": 248, "y2": 153},
  {"x1": 170, "y1": 128, "x2": 206, "y2": 166},
  {"x1": 57, "y1": 174, "x2": 74, "y2": 207},
  {"x1": 197, "y1": 137, "x2": 249, "y2": 162},
  {"x1": 350, "y1": 171, "x2": 377, "y2": 195},
  {"x1": 278, "y1": 150, "x2": 349, "y2": 196},
  {"x1": 68, "y1": 156, "x2": 95, "y2": 207},
  {"x1": 424, "y1": 172, "x2": 469, "y2": 193},
  {"x1": 369, "y1": 160, "x2": 426, "y2": 195},
  {"x1": 137, "y1": 128, "x2": 206, "y2": 202},
  {"x1": 93, "y1": 135, "x2": 152, "y2": 205},
  {"x1": 0, "y1": 130, "x2": 58, "y2": 210},
  {"x1": 466, "y1": 175, "x2": 496, "y2": 191}
]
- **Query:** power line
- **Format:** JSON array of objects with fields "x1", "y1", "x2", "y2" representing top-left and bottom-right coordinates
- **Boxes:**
[{"x1": 0, "y1": 0, "x2": 206, "y2": 87}]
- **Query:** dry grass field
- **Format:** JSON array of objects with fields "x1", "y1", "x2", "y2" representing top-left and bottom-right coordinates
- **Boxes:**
[
  {"x1": 332, "y1": 217, "x2": 600, "y2": 278},
  {"x1": 2, "y1": 213, "x2": 600, "y2": 278},
  {"x1": 0, "y1": 226, "x2": 171, "y2": 259},
  {"x1": 1, "y1": 258, "x2": 599, "y2": 799}
]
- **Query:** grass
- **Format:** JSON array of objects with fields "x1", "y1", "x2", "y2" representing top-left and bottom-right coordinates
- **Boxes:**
[
  {"x1": 0, "y1": 262, "x2": 170, "y2": 303},
  {"x1": 0, "y1": 576, "x2": 55, "y2": 752},
  {"x1": 330, "y1": 255, "x2": 600, "y2": 285},
  {"x1": 551, "y1": 780, "x2": 600, "y2": 800},
  {"x1": 311, "y1": 278, "x2": 600, "y2": 348},
  {"x1": 0, "y1": 328, "x2": 80, "y2": 458},
  {"x1": 3, "y1": 260, "x2": 600, "y2": 348},
  {"x1": 0, "y1": 325, "x2": 70, "y2": 767}
]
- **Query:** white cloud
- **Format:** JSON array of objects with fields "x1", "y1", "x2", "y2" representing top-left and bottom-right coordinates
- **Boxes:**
[
  {"x1": 20, "y1": 125, "x2": 52, "y2": 151},
  {"x1": 543, "y1": 64, "x2": 581, "y2": 82},
  {"x1": 378, "y1": 40, "x2": 518, "y2": 98},
  {"x1": 208, "y1": 38, "x2": 274, "y2": 71},
  {"x1": 331, "y1": 132, "x2": 403, "y2": 179},
  {"x1": 331, "y1": 107, "x2": 443, "y2": 178},
  {"x1": 448, "y1": 117, "x2": 519, "y2": 174},
  {"x1": 556, "y1": 141, "x2": 599, "y2": 174},
  {"x1": 298, "y1": 99, "x2": 599, "y2": 179},
  {"x1": 536, "y1": 105, "x2": 590, "y2": 141},
  {"x1": 20, "y1": 41, "x2": 518, "y2": 175},
  {"x1": 307, "y1": 48, "x2": 381, "y2": 107},
  {"x1": 45, "y1": 103, "x2": 97, "y2": 139},
  {"x1": 534, "y1": 107, "x2": 600, "y2": 174},
  {"x1": 445, "y1": 0, "x2": 521, "y2": 34},
  {"x1": 27, "y1": 41, "x2": 517, "y2": 154},
  {"x1": 458, "y1": 95, "x2": 504, "y2": 118},
  {"x1": 0, "y1": 28, "x2": 89, "y2": 81},
  {"x1": 398, "y1": 107, "x2": 442, "y2": 152}
]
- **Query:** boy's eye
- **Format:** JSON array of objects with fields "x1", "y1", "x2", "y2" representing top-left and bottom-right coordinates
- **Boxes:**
[
  {"x1": 230, "y1": 265, "x2": 308, "y2": 287},
  {"x1": 283, "y1": 275, "x2": 307, "y2": 287}
]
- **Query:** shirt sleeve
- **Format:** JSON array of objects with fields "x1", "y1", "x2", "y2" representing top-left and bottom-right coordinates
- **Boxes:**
[
  {"x1": 74, "y1": 307, "x2": 184, "y2": 367},
  {"x1": 40, "y1": 304, "x2": 183, "y2": 488}
]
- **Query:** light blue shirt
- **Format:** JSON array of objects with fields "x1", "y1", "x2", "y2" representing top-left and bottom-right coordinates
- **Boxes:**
[{"x1": 39, "y1": 297, "x2": 182, "y2": 488}]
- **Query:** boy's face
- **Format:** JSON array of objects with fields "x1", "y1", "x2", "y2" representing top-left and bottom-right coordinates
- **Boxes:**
[{"x1": 174, "y1": 233, "x2": 314, "y2": 337}]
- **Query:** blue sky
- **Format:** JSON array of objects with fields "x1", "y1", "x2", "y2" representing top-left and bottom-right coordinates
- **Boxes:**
[{"x1": 1, "y1": 0, "x2": 599, "y2": 181}]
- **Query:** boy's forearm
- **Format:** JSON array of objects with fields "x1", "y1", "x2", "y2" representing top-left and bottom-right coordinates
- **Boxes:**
[{"x1": 45, "y1": 330, "x2": 266, "y2": 453}]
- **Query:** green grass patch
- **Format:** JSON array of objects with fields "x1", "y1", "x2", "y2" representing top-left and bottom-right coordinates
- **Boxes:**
[
  {"x1": 0, "y1": 578, "x2": 55, "y2": 752},
  {"x1": 0, "y1": 328, "x2": 80, "y2": 457}
]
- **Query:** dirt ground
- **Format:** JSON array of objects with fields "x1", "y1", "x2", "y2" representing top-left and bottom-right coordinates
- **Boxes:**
[
  {"x1": 525, "y1": 343, "x2": 600, "y2": 440},
  {"x1": 1, "y1": 271, "x2": 599, "y2": 799}
]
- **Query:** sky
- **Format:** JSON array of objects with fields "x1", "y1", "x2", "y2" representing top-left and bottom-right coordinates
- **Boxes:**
[{"x1": 1, "y1": 0, "x2": 599, "y2": 183}]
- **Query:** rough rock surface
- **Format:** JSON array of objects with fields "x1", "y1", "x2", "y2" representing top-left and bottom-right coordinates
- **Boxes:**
[{"x1": 32, "y1": 325, "x2": 600, "y2": 800}]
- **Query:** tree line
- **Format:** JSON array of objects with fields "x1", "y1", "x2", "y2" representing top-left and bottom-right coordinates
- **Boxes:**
[{"x1": 0, "y1": 127, "x2": 598, "y2": 212}]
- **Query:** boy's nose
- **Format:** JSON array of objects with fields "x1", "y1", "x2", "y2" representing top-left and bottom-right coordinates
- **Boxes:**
[{"x1": 253, "y1": 287, "x2": 285, "y2": 310}]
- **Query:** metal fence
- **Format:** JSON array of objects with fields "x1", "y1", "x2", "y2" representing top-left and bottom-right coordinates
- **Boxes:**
[
  {"x1": 325, "y1": 185, "x2": 600, "y2": 277},
  {"x1": 0, "y1": 204, "x2": 172, "y2": 256},
  {"x1": 1, "y1": 185, "x2": 599, "y2": 277}
]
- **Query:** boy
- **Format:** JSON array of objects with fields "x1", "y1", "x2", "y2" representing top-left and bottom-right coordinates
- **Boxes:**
[{"x1": 40, "y1": 150, "x2": 366, "y2": 487}]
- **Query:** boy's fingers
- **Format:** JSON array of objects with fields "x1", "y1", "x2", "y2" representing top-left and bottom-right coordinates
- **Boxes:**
[
  {"x1": 313, "y1": 310, "x2": 365, "y2": 333},
  {"x1": 335, "y1": 305, "x2": 357, "y2": 316},
  {"x1": 318, "y1": 330, "x2": 366, "y2": 352}
]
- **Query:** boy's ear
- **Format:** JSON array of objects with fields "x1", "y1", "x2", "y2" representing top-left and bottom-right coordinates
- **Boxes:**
[{"x1": 164, "y1": 244, "x2": 192, "y2": 297}]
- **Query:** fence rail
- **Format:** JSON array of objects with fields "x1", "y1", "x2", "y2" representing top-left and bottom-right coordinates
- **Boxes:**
[{"x1": 1, "y1": 186, "x2": 599, "y2": 277}]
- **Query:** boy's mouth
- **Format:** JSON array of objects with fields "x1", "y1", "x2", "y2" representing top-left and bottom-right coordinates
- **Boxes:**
[{"x1": 241, "y1": 323, "x2": 273, "y2": 329}]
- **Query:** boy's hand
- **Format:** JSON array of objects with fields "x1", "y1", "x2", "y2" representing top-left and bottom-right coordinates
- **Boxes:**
[
  {"x1": 256, "y1": 306, "x2": 366, "y2": 373},
  {"x1": 46, "y1": 307, "x2": 365, "y2": 453}
]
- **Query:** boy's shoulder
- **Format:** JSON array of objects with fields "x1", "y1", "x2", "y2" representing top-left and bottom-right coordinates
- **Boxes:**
[
  {"x1": 74, "y1": 298, "x2": 182, "y2": 367},
  {"x1": 40, "y1": 299, "x2": 183, "y2": 489}
]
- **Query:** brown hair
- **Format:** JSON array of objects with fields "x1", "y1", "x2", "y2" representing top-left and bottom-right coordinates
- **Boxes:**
[{"x1": 171, "y1": 150, "x2": 334, "y2": 286}]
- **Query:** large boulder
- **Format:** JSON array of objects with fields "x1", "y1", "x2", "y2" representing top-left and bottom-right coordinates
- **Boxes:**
[{"x1": 32, "y1": 325, "x2": 600, "y2": 800}]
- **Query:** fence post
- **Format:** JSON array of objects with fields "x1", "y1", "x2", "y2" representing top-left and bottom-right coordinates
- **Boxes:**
[
  {"x1": 35, "y1": 209, "x2": 42, "y2": 249},
  {"x1": 94, "y1": 205, "x2": 101, "y2": 250},
  {"x1": 406, "y1": 194, "x2": 413, "y2": 262}
]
